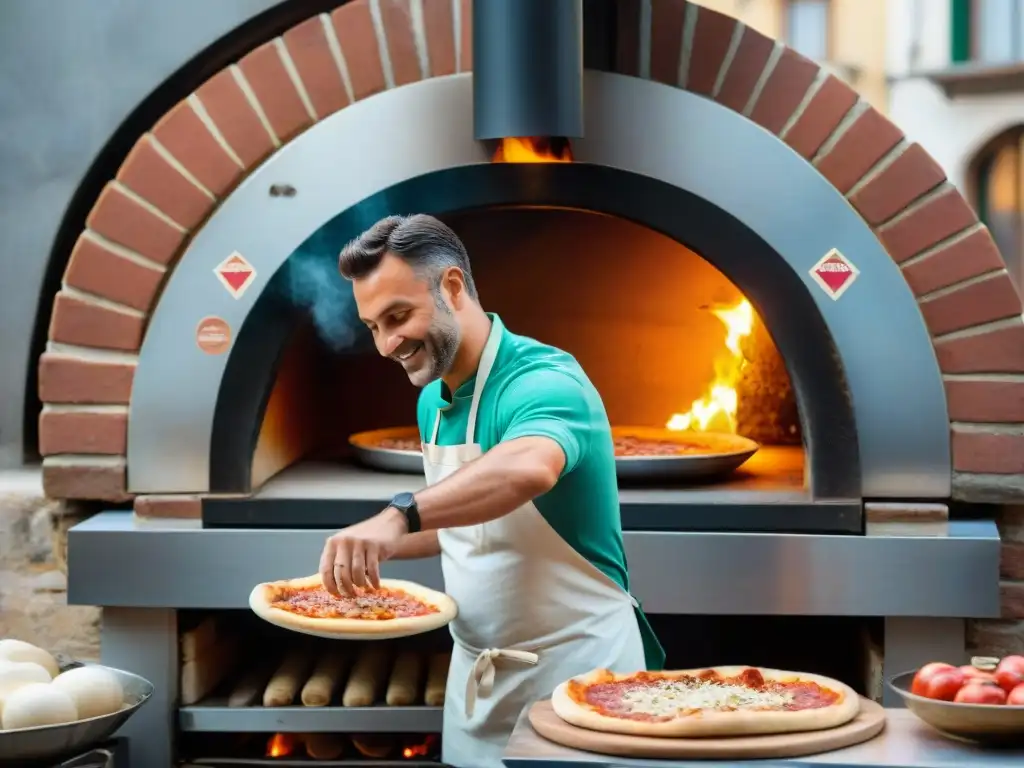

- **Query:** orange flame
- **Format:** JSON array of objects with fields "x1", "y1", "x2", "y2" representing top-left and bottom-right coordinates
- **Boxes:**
[
  {"x1": 403, "y1": 734, "x2": 437, "y2": 759},
  {"x1": 666, "y1": 298, "x2": 754, "y2": 434},
  {"x1": 266, "y1": 732, "x2": 295, "y2": 757},
  {"x1": 493, "y1": 136, "x2": 572, "y2": 163}
]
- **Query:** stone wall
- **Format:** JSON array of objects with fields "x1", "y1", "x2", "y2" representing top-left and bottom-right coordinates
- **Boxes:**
[
  {"x1": 968, "y1": 505, "x2": 1024, "y2": 657},
  {"x1": 0, "y1": 476, "x2": 100, "y2": 661}
]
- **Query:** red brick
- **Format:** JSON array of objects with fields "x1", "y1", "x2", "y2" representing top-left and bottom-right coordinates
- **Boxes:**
[
  {"x1": 850, "y1": 144, "x2": 946, "y2": 225},
  {"x1": 945, "y1": 380, "x2": 1024, "y2": 422},
  {"x1": 615, "y1": 0, "x2": 642, "y2": 76},
  {"x1": 39, "y1": 409, "x2": 127, "y2": 456},
  {"x1": 952, "y1": 430, "x2": 1024, "y2": 474},
  {"x1": 115, "y1": 136, "x2": 213, "y2": 230},
  {"x1": 238, "y1": 41, "x2": 312, "y2": 142},
  {"x1": 967, "y1": 619, "x2": 1024, "y2": 657},
  {"x1": 877, "y1": 187, "x2": 979, "y2": 264},
  {"x1": 686, "y1": 8, "x2": 736, "y2": 96},
  {"x1": 902, "y1": 228, "x2": 1006, "y2": 297},
  {"x1": 715, "y1": 26, "x2": 775, "y2": 112},
  {"x1": 332, "y1": 1, "x2": 387, "y2": 100},
  {"x1": 1002, "y1": 543, "x2": 1024, "y2": 580},
  {"x1": 283, "y1": 17, "x2": 349, "y2": 119},
  {"x1": 64, "y1": 235, "x2": 164, "y2": 312},
  {"x1": 195, "y1": 68, "x2": 275, "y2": 168},
  {"x1": 422, "y1": 0, "x2": 456, "y2": 77},
  {"x1": 749, "y1": 48, "x2": 818, "y2": 135},
  {"x1": 378, "y1": 0, "x2": 421, "y2": 86},
  {"x1": 650, "y1": 0, "x2": 688, "y2": 86},
  {"x1": 783, "y1": 75, "x2": 858, "y2": 159},
  {"x1": 815, "y1": 107, "x2": 904, "y2": 193},
  {"x1": 85, "y1": 183, "x2": 184, "y2": 266},
  {"x1": 919, "y1": 272, "x2": 1022, "y2": 336},
  {"x1": 459, "y1": 0, "x2": 472, "y2": 71},
  {"x1": 936, "y1": 323, "x2": 1024, "y2": 374},
  {"x1": 1002, "y1": 582, "x2": 1024, "y2": 619},
  {"x1": 48, "y1": 292, "x2": 144, "y2": 352},
  {"x1": 134, "y1": 495, "x2": 203, "y2": 520},
  {"x1": 42, "y1": 457, "x2": 129, "y2": 502},
  {"x1": 151, "y1": 100, "x2": 243, "y2": 197},
  {"x1": 38, "y1": 353, "x2": 135, "y2": 405}
]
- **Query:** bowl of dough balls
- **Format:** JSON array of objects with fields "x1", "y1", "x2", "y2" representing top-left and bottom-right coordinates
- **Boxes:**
[{"x1": 0, "y1": 638, "x2": 154, "y2": 764}]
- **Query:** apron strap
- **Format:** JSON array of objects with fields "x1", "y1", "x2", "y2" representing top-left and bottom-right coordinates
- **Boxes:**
[
  {"x1": 465, "y1": 320, "x2": 504, "y2": 444},
  {"x1": 465, "y1": 648, "x2": 539, "y2": 719},
  {"x1": 429, "y1": 408, "x2": 442, "y2": 445}
]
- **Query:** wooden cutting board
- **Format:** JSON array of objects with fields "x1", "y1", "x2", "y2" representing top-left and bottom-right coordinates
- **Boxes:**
[{"x1": 528, "y1": 697, "x2": 886, "y2": 759}]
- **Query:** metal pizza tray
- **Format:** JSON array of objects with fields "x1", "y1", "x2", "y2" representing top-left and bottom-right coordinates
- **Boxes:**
[{"x1": 350, "y1": 426, "x2": 758, "y2": 481}]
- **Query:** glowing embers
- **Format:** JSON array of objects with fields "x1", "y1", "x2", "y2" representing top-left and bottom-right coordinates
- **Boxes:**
[{"x1": 492, "y1": 136, "x2": 573, "y2": 163}]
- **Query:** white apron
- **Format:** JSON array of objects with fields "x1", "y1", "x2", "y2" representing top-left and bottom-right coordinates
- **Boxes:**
[{"x1": 423, "y1": 322, "x2": 647, "y2": 768}]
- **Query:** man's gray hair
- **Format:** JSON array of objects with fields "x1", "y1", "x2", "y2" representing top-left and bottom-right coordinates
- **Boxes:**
[{"x1": 338, "y1": 214, "x2": 479, "y2": 300}]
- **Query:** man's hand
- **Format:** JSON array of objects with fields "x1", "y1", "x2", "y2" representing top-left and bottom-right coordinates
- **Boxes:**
[{"x1": 319, "y1": 508, "x2": 408, "y2": 596}]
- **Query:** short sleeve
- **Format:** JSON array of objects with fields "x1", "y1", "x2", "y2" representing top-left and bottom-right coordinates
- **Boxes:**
[{"x1": 498, "y1": 369, "x2": 592, "y2": 477}]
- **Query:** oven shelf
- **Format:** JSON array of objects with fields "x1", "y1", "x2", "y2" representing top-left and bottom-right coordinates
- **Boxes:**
[{"x1": 178, "y1": 703, "x2": 443, "y2": 733}]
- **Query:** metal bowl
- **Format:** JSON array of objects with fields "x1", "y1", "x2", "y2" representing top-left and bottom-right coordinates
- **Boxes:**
[
  {"x1": 350, "y1": 425, "x2": 759, "y2": 481},
  {"x1": 888, "y1": 670, "x2": 1024, "y2": 745},
  {"x1": 0, "y1": 663, "x2": 153, "y2": 766}
]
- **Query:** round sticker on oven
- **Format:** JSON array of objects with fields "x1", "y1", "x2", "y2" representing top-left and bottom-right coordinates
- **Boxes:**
[{"x1": 196, "y1": 316, "x2": 231, "y2": 355}]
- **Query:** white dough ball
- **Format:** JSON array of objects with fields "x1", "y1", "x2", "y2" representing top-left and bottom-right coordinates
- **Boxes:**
[
  {"x1": 0, "y1": 662, "x2": 53, "y2": 721},
  {"x1": 1, "y1": 683, "x2": 78, "y2": 730},
  {"x1": 0, "y1": 640, "x2": 59, "y2": 678},
  {"x1": 52, "y1": 666, "x2": 124, "y2": 719}
]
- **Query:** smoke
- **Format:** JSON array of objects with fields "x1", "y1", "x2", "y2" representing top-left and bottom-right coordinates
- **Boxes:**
[{"x1": 277, "y1": 224, "x2": 368, "y2": 353}]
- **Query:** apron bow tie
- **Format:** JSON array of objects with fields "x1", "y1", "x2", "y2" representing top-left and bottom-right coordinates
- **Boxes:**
[{"x1": 465, "y1": 647, "x2": 539, "y2": 718}]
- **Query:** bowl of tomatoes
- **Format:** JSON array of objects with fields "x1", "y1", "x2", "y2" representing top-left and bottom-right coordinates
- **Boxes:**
[{"x1": 889, "y1": 655, "x2": 1024, "y2": 744}]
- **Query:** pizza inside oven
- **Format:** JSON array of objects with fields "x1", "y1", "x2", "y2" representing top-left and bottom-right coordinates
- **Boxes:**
[
  {"x1": 551, "y1": 666, "x2": 860, "y2": 737},
  {"x1": 267, "y1": 583, "x2": 440, "y2": 621},
  {"x1": 362, "y1": 431, "x2": 719, "y2": 457}
]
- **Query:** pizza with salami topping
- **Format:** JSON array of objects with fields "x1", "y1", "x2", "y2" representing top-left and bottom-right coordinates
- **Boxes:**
[
  {"x1": 551, "y1": 666, "x2": 861, "y2": 737},
  {"x1": 249, "y1": 576, "x2": 457, "y2": 639}
]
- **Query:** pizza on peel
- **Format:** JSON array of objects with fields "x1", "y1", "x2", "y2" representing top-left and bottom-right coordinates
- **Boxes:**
[
  {"x1": 550, "y1": 666, "x2": 861, "y2": 738},
  {"x1": 249, "y1": 575, "x2": 457, "y2": 638}
]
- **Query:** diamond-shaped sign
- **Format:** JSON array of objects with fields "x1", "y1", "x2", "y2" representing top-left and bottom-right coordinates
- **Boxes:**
[
  {"x1": 214, "y1": 252, "x2": 257, "y2": 299},
  {"x1": 809, "y1": 248, "x2": 859, "y2": 301}
]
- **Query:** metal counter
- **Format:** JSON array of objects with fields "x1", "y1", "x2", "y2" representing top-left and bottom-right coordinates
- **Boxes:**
[
  {"x1": 68, "y1": 512, "x2": 1000, "y2": 617},
  {"x1": 503, "y1": 708, "x2": 1024, "y2": 768}
]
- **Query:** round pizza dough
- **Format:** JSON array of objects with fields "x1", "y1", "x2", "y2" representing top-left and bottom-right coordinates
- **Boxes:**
[
  {"x1": 249, "y1": 575, "x2": 458, "y2": 640},
  {"x1": 0, "y1": 661, "x2": 53, "y2": 721},
  {"x1": 0, "y1": 639, "x2": 59, "y2": 678},
  {"x1": 1, "y1": 682, "x2": 78, "y2": 730},
  {"x1": 52, "y1": 666, "x2": 125, "y2": 719},
  {"x1": 550, "y1": 666, "x2": 861, "y2": 738}
]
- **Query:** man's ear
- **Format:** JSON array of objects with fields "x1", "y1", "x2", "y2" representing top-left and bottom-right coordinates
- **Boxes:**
[{"x1": 441, "y1": 266, "x2": 468, "y2": 308}]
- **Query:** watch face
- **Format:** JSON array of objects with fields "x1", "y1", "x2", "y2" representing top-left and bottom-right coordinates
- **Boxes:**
[{"x1": 393, "y1": 492, "x2": 415, "y2": 509}]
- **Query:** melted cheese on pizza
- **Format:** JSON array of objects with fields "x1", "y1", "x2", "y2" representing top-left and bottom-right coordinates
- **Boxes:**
[
  {"x1": 270, "y1": 586, "x2": 438, "y2": 620},
  {"x1": 619, "y1": 679, "x2": 792, "y2": 715}
]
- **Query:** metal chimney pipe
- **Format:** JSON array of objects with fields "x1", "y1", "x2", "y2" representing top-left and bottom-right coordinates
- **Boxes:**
[{"x1": 472, "y1": 0, "x2": 584, "y2": 140}]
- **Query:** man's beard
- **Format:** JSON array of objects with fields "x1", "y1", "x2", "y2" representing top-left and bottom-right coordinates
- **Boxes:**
[{"x1": 392, "y1": 303, "x2": 460, "y2": 387}]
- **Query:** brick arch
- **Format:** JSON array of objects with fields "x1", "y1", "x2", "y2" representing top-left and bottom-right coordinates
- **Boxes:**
[{"x1": 37, "y1": 0, "x2": 1024, "y2": 504}]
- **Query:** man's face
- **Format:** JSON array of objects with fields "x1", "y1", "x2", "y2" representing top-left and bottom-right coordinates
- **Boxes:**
[{"x1": 353, "y1": 253, "x2": 461, "y2": 387}]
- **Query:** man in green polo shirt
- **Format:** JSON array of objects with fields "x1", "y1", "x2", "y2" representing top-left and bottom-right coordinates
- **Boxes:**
[{"x1": 318, "y1": 214, "x2": 664, "y2": 768}]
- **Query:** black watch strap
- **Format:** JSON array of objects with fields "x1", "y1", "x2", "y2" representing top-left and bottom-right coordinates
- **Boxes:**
[{"x1": 390, "y1": 492, "x2": 421, "y2": 533}]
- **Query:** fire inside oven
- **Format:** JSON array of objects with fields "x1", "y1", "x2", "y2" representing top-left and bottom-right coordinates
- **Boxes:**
[{"x1": 200, "y1": 133, "x2": 845, "y2": 534}]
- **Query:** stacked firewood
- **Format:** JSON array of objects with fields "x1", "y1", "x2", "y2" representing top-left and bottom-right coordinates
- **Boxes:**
[{"x1": 735, "y1": 315, "x2": 802, "y2": 446}]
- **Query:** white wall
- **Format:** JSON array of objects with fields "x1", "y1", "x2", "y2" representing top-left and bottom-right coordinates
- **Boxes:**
[{"x1": 886, "y1": 0, "x2": 1024, "y2": 190}]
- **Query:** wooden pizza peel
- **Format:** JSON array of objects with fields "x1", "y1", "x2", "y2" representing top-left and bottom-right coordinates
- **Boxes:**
[{"x1": 527, "y1": 697, "x2": 886, "y2": 759}]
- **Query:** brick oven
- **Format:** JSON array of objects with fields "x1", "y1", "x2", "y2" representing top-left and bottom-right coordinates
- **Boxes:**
[{"x1": 31, "y1": 0, "x2": 1024, "y2": 765}]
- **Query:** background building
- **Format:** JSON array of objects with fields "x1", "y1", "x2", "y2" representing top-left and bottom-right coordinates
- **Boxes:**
[
  {"x1": 697, "y1": 0, "x2": 889, "y2": 111},
  {"x1": 888, "y1": 0, "x2": 1024, "y2": 289}
]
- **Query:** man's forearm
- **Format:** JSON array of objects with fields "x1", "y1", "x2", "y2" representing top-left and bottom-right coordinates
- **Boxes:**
[
  {"x1": 391, "y1": 530, "x2": 440, "y2": 559},
  {"x1": 414, "y1": 437, "x2": 562, "y2": 530}
]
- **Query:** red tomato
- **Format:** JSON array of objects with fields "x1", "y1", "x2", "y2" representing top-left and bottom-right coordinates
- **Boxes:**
[
  {"x1": 994, "y1": 655, "x2": 1024, "y2": 694},
  {"x1": 954, "y1": 681, "x2": 1007, "y2": 705},
  {"x1": 911, "y1": 663, "x2": 965, "y2": 701},
  {"x1": 1008, "y1": 683, "x2": 1024, "y2": 706},
  {"x1": 959, "y1": 665, "x2": 997, "y2": 683}
]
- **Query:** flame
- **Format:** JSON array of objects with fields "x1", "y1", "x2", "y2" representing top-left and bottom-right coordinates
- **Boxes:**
[
  {"x1": 403, "y1": 735, "x2": 437, "y2": 759},
  {"x1": 266, "y1": 733, "x2": 295, "y2": 757},
  {"x1": 666, "y1": 298, "x2": 754, "y2": 433},
  {"x1": 493, "y1": 136, "x2": 572, "y2": 163}
]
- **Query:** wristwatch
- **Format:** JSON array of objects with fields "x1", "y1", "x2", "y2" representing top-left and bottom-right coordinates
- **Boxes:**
[{"x1": 390, "y1": 492, "x2": 421, "y2": 534}]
